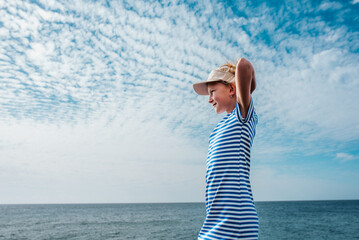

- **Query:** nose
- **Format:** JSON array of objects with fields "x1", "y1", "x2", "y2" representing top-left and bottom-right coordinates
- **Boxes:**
[{"x1": 208, "y1": 95, "x2": 213, "y2": 103}]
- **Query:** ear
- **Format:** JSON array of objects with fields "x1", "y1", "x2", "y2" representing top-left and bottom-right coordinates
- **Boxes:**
[{"x1": 229, "y1": 83, "x2": 236, "y2": 97}]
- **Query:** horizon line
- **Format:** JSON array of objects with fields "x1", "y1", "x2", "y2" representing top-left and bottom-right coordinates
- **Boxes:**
[{"x1": 1, "y1": 198, "x2": 359, "y2": 205}]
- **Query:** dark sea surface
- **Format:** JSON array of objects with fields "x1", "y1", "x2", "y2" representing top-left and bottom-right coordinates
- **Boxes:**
[{"x1": 0, "y1": 200, "x2": 358, "y2": 240}]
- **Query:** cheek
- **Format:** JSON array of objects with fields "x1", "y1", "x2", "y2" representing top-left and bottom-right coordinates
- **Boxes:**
[{"x1": 213, "y1": 92, "x2": 225, "y2": 102}]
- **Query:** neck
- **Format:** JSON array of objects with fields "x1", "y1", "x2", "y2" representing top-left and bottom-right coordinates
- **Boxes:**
[{"x1": 226, "y1": 100, "x2": 237, "y2": 114}]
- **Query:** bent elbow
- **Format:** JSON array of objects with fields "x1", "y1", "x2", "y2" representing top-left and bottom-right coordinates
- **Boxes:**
[
  {"x1": 236, "y1": 58, "x2": 252, "y2": 73},
  {"x1": 237, "y1": 58, "x2": 251, "y2": 70}
]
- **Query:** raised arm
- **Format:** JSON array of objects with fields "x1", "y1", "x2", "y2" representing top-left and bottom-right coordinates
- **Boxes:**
[{"x1": 235, "y1": 58, "x2": 256, "y2": 118}]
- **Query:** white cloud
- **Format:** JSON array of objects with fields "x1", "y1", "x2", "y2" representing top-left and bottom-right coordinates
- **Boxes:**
[
  {"x1": 318, "y1": 1, "x2": 343, "y2": 11},
  {"x1": 336, "y1": 153, "x2": 358, "y2": 162}
]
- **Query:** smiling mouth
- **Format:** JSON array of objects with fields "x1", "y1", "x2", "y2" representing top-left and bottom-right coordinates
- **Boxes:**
[{"x1": 212, "y1": 103, "x2": 217, "y2": 107}]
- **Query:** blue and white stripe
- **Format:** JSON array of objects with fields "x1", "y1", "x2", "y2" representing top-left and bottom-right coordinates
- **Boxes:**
[{"x1": 199, "y1": 98, "x2": 259, "y2": 240}]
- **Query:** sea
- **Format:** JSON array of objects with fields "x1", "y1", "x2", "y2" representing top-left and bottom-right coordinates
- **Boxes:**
[{"x1": 0, "y1": 200, "x2": 358, "y2": 240}]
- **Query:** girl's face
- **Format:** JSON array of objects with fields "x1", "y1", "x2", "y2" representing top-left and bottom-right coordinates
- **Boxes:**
[{"x1": 207, "y1": 82, "x2": 236, "y2": 114}]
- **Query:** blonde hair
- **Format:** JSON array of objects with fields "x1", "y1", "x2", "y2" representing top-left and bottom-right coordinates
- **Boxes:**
[{"x1": 216, "y1": 60, "x2": 237, "y2": 84}]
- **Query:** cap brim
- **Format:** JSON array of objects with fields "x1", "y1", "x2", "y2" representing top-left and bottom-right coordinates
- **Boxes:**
[
  {"x1": 193, "y1": 70, "x2": 235, "y2": 95},
  {"x1": 193, "y1": 81, "x2": 211, "y2": 95}
]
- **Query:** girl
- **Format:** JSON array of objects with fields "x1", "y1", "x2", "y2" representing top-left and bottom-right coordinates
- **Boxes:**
[{"x1": 193, "y1": 58, "x2": 259, "y2": 240}]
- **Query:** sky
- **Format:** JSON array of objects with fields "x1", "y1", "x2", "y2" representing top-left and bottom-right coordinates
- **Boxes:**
[{"x1": 0, "y1": 0, "x2": 358, "y2": 204}]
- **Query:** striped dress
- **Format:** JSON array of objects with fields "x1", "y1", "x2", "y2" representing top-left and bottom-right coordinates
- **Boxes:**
[{"x1": 198, "y1": 98, "x2": 259, "y2": 240}]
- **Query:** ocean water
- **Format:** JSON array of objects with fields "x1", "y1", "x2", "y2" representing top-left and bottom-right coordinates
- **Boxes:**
[{"x1": 0, "y1": 200, "x2": 358, "y2": 240}]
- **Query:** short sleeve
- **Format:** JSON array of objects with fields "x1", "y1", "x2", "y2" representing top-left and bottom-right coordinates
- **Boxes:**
[{"x1": 235, "y1": 97, "x2": 254, "y2": 124}]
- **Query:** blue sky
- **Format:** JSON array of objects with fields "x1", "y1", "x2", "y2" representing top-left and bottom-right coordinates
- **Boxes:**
[{"x1": 0, "y1": 0, "x2": 358, "y2": 204}]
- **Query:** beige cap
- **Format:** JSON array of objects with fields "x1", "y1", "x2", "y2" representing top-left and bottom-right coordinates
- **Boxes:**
[{"x1": 193, "y1": 70, "x2": 235, "y2": 95}]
